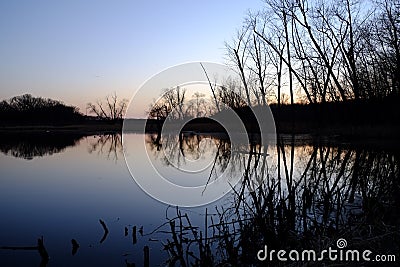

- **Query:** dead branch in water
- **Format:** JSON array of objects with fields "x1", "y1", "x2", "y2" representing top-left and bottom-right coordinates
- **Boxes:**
[{"x1": 99, "y1": 219, "x2": 109, "y2": 244}]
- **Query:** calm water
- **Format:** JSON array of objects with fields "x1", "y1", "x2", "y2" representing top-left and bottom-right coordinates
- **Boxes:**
[{"x1": 0, "y1": 133, "x2": 399, "y2": 266}]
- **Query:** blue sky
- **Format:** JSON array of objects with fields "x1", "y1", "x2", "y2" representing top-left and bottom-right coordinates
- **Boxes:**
[{"x1": 0, "y1": 0, "x2": 263, "y2": 114}]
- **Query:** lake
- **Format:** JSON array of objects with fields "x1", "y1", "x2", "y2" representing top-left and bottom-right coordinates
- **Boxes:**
[{"x1": 0, "y1": 133, "x2": 399, "y2": 266}]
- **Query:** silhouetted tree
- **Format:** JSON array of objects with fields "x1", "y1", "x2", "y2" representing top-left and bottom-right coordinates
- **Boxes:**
[
  {"x1": 148, "y1": 86, "x2": 187, "y2": 121},
  {"x1": 0, "y1": 94, "x2": 83, "y2": 124},
  {"x1": 227, "y1": 0, "x2": 400, "y2": 105},
  {"x1": 87, "y1": 92, "x2": 128, "y2": 122}
]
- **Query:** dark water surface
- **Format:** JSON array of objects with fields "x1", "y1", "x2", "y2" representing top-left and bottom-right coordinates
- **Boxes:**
[{"x1": 0, "y1": 133, "x2": 399, "y2": 266}]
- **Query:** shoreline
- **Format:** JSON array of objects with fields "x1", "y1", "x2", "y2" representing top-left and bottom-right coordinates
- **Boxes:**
[
  {"x1": 1, "y1": 120, "x2": 399, "y2": 137},
  {"x1": 0, "y1": 121, "x2": 399, "y2": 149}
]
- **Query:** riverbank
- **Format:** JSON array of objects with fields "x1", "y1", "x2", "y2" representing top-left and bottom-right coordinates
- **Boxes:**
[
  {"x1": 1, "y1": 95, "x2": 399, "y2": 139},
  {"x1": 1, "y1": 119, "x2": 399, "y2": 140}
]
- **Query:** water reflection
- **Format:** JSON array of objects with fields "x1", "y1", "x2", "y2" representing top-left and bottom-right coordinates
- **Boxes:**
[
  {"x1": 146, "y1": 133, "x2": 231, "y2": 176},
  {"x1": 88, "y1": 134, "x2": 123, "y2": 161},
  {"x1": 148, "y1": 134, "x2": 400, "y2": 265},
  {"x1": 0, "y1": 133, "x2": 398, "y2": 266},
  {"x1": 0, "y1": 132, "x2": 85, "y2": 160},
  {"x1": 0, "y1": 132, "x2": 124, "y2": 161}
]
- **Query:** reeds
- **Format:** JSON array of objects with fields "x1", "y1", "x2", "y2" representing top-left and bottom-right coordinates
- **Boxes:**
[{"x1": 152, "y1": 134, "x2": 400, "y2": 265}]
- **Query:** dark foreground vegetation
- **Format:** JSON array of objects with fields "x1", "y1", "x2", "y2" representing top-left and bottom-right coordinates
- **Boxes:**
[
  {"x1": 152, "y1": 134, "x2": 400, "y2": 266},
  {"x1": 100, "y1": 133, "x2": 399, "y2": 266}
]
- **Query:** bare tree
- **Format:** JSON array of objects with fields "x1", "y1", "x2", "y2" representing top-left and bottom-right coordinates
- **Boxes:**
[
  {"x1": 225, "y1": 25, "x2": 252, "y2": 106},
  {"x1": 225, "y1": 0, "x2": 399, "y2": 105},
  {"x1": 148, "y1": 86, "x2": 187, "y2": 121},
  {"x1": 87, "y1": 92, "x2": 128, "y2": 122},
  {"x1": 188, "y1": 92, "x2": 207, "y2": 117},
  {"x1": 252, "y1": 0, "x2": 314, "y2": 105}
]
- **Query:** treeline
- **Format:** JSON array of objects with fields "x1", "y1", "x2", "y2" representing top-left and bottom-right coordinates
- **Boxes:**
[
  {"x1": 271, "y1": 95, "x2": 400, "y2": 131},
  {"x1": 148, "y1": 85, "x2": 249, "y2": 121},
  {"x1": 226, "y1": 0, "x2": 400, "y2": 106},
  {"x1": 148, "y1": 0, "x2": 399, "y2": 127},
  {"x1": 0, "y1": 94, "x2": 84, "y2": 125}
]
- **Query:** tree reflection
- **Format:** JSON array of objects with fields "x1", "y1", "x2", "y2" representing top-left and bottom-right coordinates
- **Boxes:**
[
  {"x1": 147, "y1": 134, "x2": 400, "y2": 265},
  {"x1": 88, "y1": 134, "x2": 123, "y2": 161},
  {"x1": 0, "y1": 132, "x2": 84, "y2": 160},
  {"x1": 146, "y1": 133, "x2": 231, "y2": 177},
  {"x1": 0, "y1": 133, "x2": 124, "y2": 162}
]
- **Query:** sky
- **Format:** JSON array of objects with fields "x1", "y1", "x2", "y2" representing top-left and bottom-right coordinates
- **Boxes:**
[{"x1": 0, "y1": 0, "x2": 264, "y2": 115}]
